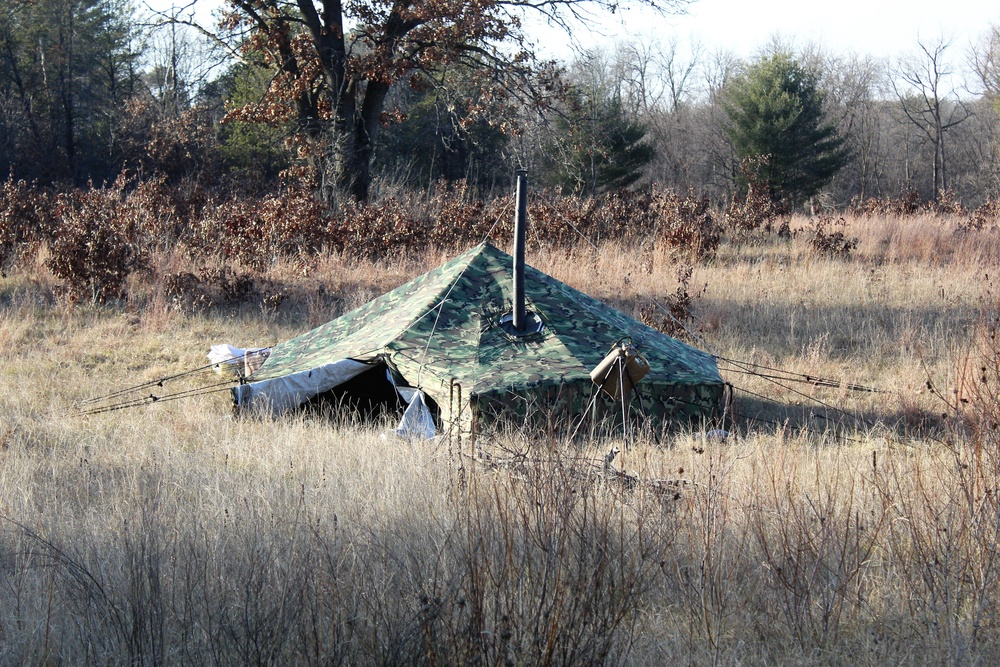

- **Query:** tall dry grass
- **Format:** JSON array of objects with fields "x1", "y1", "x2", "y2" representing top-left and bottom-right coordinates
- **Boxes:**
[{"x1": 1, "y1": 211, "x2": 999, "y2": 663}]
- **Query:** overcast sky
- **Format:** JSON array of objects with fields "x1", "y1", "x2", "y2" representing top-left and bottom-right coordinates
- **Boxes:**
[
  {"x1": 145, "y1": 0, "x2": 1000, "y2": 64},
  {"x1": 532, "y1": 0, "x2": 999, "y2": 60}
]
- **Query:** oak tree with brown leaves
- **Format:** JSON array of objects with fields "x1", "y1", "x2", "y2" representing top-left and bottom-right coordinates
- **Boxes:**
[{"x1": 215, "y1": 0, "x2": 689, "y2": 201}]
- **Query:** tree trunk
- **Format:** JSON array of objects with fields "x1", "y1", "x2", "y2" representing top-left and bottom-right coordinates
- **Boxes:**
[
  {"x1": 59, "y1": 11, "x2": 76, "y2": 180},
  {"x1": 2, "y1": 38, "x2": 43, "y2": 147},
  {"x1": 339, "y1": 80, "x2": 390, "y2": 202},
  {"x1": 938, "y1": 118, "x2": 948, "y2": 194}
]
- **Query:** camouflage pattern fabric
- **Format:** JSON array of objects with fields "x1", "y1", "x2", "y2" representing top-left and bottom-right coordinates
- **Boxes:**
[
  {"x1": 240, "y1": 243, "x2": 724, "y2": 429},
  {"x1": 474, "y1": 380, "x2": 724, "y2": 435}
]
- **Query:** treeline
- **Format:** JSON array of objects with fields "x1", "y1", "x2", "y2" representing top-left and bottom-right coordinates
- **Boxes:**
[
  {"x1": 1, "y1": 1, "x2": 999, "y2": 208},
  {"x1": 3, "y1": 170, "x2": 997, "y2": 307}
]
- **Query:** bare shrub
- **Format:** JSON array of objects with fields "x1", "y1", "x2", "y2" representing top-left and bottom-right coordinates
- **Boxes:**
[
  {"x1": 448, "y1": 455, "x2": 670, "y2": 664},
  {"x1": 162, "y1": 267, "x2": 265, "y2": 310},
  {"x1": 196, "y1": 186, "x2": 327, "y2": 271},
  {"x1": 657, "y1": 445, "x2": 759, "y2": 663},
  {"x1": 0, "y1": 175, "x2": 54, "y2": 271},
  {"x1": 426, "y1": 185, "x2": 485, "y2": 249},
  {"x1": 594, "y1": 189, "x2": 657, "y2": 242},
  {"x1": 504, "y1": 188, "x2": 718, "y2": 260},
  {"x1": 749, "y1": 452, "x2": 887, "y2": 654},
  {"x1": 163, "y1": 271, "x2": 210, "y2": 310},
  {"x1": 861, "y1": 298, "x2": 1000, "y2": 663},
  {"x1": 523, "y1": 192, "x2": 594, "y2": 248},
  {"x1": 725, "y1": 158, "x2": 788, "y2": 242},
  {"x1": 639, "y1": 265, "x2": 704, "y2": 339},
  {"x1": 654, "y1": 189, "x2": 722, "y2": 260},
  {"x1": 1, "y1": 449, "x2": 672, "y2": 665},
  {"x1": 962, "y1": 198, "x2": 1000, "y2": 233},
  {"x1": 125, "y1": 176, "x2": 181, "y2": 248},
  {"x1": 927, "y1": 189, "x2": 967, "y2": 217},
  {"x1": 201, "y1": 266, "x2": 259, "y2": 304},
  {"x1": 808, "y1": 215, "x2": 859, "y2": 258},
  {"x1": 326, "y1": 197, "x2": 423, "y2": 259},
  {"x1": 872, "y1": 444, "x2": 1000, "y2": 663},
  {"x1": 954, "y1": 300, "x2": 1000, "y2": 459},
  {"x1": 4, "y1": 503, "x2": 318, "y2": 665},
  {"x1": 154, "y1": 182, "x2": 725, "y2": 271},
  {"x1": 46, "y1": 175, "x2": 148, "y2": 303},
  {"x1": 849, "y1": 190, "x2": 921, "y2": 217},
  {"x1": 144, "y1": 108, "x2": 221, "y2": 183}
]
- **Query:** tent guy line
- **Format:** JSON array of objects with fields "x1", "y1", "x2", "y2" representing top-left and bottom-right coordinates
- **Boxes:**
[
  {"x1": 72, "y1": 341, "x2": 883, "y2": 441},
  {"x1": 72, "y1": 276, "x2": 885, "y2": 426},
  {"x1": 716, "y1": 358, "x2": 885, "y2": 394},
  {"x1": 73, "y1": 380, "x2": 238, "y2": 417},
  {"x1": 731, "y1": 367, "x2": 878, "y2": 428},
  {"x1": 72, "y1": 299, "x2": 882, "y2": 428},
  {"x1": 73, "y1": 358, "x2": 233, "y2": 407},
  {"x1": 727, "y1": 382, "x2": 872, "y2": 445}
]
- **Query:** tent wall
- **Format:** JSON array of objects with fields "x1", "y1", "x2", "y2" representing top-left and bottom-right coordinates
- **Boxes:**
[{"x1": 466, "y1": 380, "x2": 725, "y2": 437}]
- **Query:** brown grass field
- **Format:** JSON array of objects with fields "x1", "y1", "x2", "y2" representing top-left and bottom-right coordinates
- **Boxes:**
[{"x1": 1, "y1": 211, "x2": 999, "y2": 664}]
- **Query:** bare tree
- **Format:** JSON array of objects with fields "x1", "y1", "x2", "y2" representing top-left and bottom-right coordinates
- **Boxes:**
[
  {"x1": 612, "y1": 37, "x2": 700, "y2": 117},
  {"x1": 820, "y1": 52, "x2": 888, "y2": 201},
  {"x1": 971, "y1": 24, "x2": 1000, "y2": 99},
  {"x1": 966, "y1": 24, "x2": 1000, "y2": 197},
  {"x1": 144, "y1": 3, "x2": 226, "y2": 118},
  {"x1": 644, "y1": 38, "x2": 704, "y2": 189},
  {"x1": 892, "y1": 36, "x2": 972, "y2": 198}
]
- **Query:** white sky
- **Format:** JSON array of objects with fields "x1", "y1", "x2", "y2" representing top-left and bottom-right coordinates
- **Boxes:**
[
  {"x1": 144, "y1": 0, "x2": 1000, "y2": 64},
  {"x1": 533, "y1": 0, "x2": 1000, "y2": 61}
]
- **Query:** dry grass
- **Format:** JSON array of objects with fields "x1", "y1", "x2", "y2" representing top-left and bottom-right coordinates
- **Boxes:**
[{"x1": 1, "y1": 212, "x2": 999, "y2": 664}]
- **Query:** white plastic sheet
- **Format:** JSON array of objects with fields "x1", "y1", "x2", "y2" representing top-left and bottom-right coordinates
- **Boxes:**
[
  {"x1": 208, "y1": 343, "x2": 247, "y2": 369},
  {"x1": 225, "y1": 350, "x2": 436, "y2": 439},
  {"x1": 234, "y1": 359, "x2": 372, "y2": 415},
  {"x1": 208, "y1": 344, "x2": 270, "y2": 377},
  {"x1": 392, "y1": 390, "x2": 436, "y2": 440}
]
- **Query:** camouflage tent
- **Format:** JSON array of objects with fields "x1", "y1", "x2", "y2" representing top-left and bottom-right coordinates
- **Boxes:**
[{"x1": 233, "y1": 242, "x2": 724, "y2": 436}]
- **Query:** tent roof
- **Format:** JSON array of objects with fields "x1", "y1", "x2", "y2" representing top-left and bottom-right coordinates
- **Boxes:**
[{"x1": 249, "y1": 242, "x2": 722, "y2": 396}]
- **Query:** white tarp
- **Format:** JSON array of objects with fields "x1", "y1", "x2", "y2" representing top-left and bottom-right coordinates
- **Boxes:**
[
  {"x1": 392, "y1": 390, "x2": 436, "y2": 440},
  {"x1": 225, "y1": 351, "x2": 436, "y2": 438},
  {"x1": 233, "y1": 359, "x2": 372, "y2": 415},
  {"x1": 386, "y1": 371, "x2": 436, "y2": 440}
]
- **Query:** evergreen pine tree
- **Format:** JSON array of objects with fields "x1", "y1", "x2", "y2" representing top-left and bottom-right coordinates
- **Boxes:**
[
  {"x1": 724, "y1": 53, "x2": 849, "y2": 205},
  {"x1": 545, "y1": 88, "x2": 654, "y2": 196}
]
